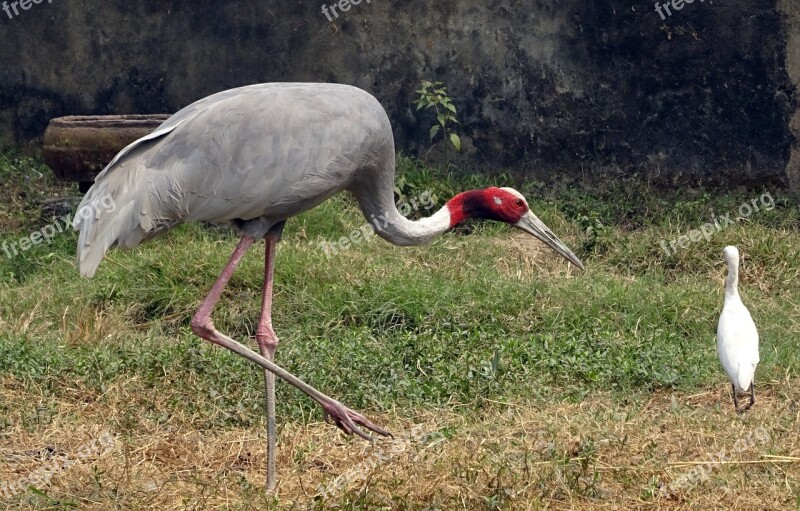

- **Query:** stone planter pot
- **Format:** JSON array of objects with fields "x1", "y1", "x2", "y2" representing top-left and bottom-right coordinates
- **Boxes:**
[{"x1": 43, "y1": 114, "x2": 171, "y2": 192}]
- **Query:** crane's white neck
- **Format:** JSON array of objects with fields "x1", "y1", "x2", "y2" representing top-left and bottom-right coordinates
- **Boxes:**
[
  {"x1": 350, "y1": 174, "x2": 454, "y2": 246},
  {"x1": 366, "y1": 203, "x2": 453, "y2": 246}
]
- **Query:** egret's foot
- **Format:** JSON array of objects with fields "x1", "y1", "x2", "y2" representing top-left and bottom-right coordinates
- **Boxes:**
[
  {"x1": 320, "y1": 399, "x2": 393, "y2": 440},
  {"x1": 734, "y1": 384, "x2": 756, "y2": 414},
  {"x1": 735, "y1": 398, "x2": 755, "y2": 414},
  {"x1": 737, "y1": 390, "x2": 755, "y2": 413}
]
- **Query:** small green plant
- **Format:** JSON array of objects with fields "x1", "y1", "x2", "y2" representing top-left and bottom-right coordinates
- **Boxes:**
[
  {"x1": 577, "y1": 212, "x2": 614, "y2": 254},
  {"x1": 414, "y1": 80, "x2": 461, "y2": 153}
]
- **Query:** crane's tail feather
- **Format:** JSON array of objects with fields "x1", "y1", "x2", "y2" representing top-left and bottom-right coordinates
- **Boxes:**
[
  {"x1": 73, "y1": 169, "x2": 155, "y2": 278},
  {"x1": 74, "y1": 199, "x2": 135, "y2": 278},
  {"x1": 73, "y1": 125, "x2": 180, "y2": 278}
]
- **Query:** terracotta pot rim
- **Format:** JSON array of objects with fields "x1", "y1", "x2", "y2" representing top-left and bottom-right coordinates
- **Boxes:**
[
  {"x1": 43, "y1": 115, "x2": 174, "y2": 182},
  {"x1": 47, "y1": 114, "x2": 172, "y2": 129}
]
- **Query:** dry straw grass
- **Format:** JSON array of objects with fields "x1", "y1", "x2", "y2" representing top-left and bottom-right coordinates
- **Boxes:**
[{"x1": 2, "y1": 374, "x2": 798, "y2": 510}]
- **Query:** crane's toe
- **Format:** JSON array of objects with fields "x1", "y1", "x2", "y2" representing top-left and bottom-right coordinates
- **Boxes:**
[{"x1": 321, "y1": 400, "x2": 393, "y2": 440}]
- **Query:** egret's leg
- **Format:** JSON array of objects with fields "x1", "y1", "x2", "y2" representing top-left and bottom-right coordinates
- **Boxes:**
[
  {"x1": 189, "y1": 238, "x2": 392, "y2": 441},
  {"x1": 732, "y1": 384, "x2": 740, "y2": 412},
  {"x1": 256, "y1": 231, "x2": 281, "y2": 492},
  {"x1": 743, "y1": 382, "x2": 755, "y2": 411}
]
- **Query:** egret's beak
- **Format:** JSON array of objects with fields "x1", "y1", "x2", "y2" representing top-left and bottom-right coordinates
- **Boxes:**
[{"x1": 514, "y1": 211, "x2": 585, "y2": 271}]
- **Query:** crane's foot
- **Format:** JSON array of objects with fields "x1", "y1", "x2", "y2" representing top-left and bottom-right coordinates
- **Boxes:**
[{"x1": 320, "y1": 399, "x2": 393, "y2": 440}]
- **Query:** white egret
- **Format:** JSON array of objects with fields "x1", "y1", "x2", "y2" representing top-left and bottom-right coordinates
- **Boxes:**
[{"x1": 716, "y1": 245, "x2": 760, "y2": 413}]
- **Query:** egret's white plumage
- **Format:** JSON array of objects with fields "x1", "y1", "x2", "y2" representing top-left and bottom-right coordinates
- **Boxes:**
[{"x1": 716, "y1": 246, "x2": 759, "y2": 412}]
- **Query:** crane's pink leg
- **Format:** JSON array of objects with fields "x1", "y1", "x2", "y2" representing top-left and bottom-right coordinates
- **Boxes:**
[
  {"x1": 256, "y1": 233, "x2": 279, "y2": 492},
  {"x1": 190, "y1": 237, "x2": 391, "y2": 445}
]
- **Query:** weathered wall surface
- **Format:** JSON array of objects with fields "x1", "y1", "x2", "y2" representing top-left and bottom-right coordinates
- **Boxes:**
[
  {"x1": 0, "y1": 1, "x2": 797, "y2": 185},
  {"x1": 779, "y1": 0, "x2": 800, "y2": 194}
]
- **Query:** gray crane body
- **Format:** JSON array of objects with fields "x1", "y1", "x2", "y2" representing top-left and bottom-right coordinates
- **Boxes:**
[{"x1": 74, "y1": 83, "x2": 403, "y2": 277}]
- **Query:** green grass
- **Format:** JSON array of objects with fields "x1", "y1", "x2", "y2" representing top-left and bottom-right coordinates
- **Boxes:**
[
  {"x1": 0, "y1": 149, "x2": 799, "y2": 509},
  {"x1": 1, "y1": 153, "x2": 799, "y2": 416}
]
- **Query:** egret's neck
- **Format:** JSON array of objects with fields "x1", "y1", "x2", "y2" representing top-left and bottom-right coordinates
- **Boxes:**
[{"x1": 725, "y1": 260, "x2": 740, "y2": 299}]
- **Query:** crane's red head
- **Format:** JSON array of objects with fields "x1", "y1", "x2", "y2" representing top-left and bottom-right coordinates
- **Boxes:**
[
  {"x1": 446, "y1": 187, "x2": 530, "y2": 226},
  {"x1": 445, "y1": 187, "x2": 585, "y2": 270}
]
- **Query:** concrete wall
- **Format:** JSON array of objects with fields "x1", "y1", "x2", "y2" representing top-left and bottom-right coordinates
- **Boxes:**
[
  {"x1": 0, "y1": 0, "x2": 798, "y2": 186},
  {"x1": 779, "y1": 0, "x2": 800, "y2": 194}
]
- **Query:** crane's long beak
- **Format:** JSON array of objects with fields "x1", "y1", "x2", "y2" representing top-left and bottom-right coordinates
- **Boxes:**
[{"x1": 514, "y1": 211, "x2": 585, "y2": 271}]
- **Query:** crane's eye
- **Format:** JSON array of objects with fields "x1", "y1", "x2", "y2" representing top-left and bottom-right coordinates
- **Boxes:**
[{"x1": 513, "y1": 199, "x2": 524, "y2": 208}]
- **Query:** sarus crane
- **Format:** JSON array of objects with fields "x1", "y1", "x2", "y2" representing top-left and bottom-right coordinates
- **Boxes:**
[
  {"x1": 717, "y1": 245, "x2": 759, "y2": 413},
  {"x1": 73, "y1": 82, "x2": 585, "y2": 490}
]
